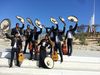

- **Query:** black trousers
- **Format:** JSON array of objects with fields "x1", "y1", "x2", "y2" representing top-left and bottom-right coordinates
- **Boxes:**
[
  {"x1": 24, "y1": 40, "x2": 30, "y2": 53},
  {"x1": 39, "y1": 47, "x2": 46, "y2": 67},
  {"x1": 67, "y1": 38, "x2": 73, "y2": 56},
  {"x1": 29, "y1": 40, "x2": 37, "y2": 60},
  {"x1": 10, "y1": 48, "x2": 20, "y2": 67},
  {"x1": 29, "y1": 49, "x2": 33, "y2": 60},
  {"x1": 55, "y1": 42, "x2": 63, "y2": 62}
]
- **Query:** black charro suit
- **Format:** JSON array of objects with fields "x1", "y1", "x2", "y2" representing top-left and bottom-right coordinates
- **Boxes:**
[
  {"x1": 11, "y1": 24, "x2": 24, "y2": 36},
  {"x1": 28, "y1": 28, "x2": 42, "y2": 60},
  {"x1": 5, "y1": 33, "x2": 22, "y2": 67},
  {"x1": 65, "y1": 23, "x2": 78, "y2": 56},
  {"x1": 54, "y1": 24, "x2": 66, "y2": 62},
  {"x1": 46, "y1": 24, "x2": 66, "y2": 62},
  {"x1": 46, "y1": 24, "x2": 65, "y2": 42},
  {"x1": 38, "y1": 38, "x2": 52, "y2": 68},
  {"x1": 23, "y1": 29, "x2": 32, "y2": 53},
  {"x1": 30, "y1": 28, "x2": 42, "y2": 41}
]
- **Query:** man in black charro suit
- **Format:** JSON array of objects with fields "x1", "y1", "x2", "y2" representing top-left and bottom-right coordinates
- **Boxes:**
[
  {"x1": 46, "y1": 24, "x2": 66, "y2": 62},
  {"x1": 29, "y1": 26, "x2": 42, "y2": 60},
  {"x1": 23, "y1": 25, "x2": 32, "y2": 53},
  {"x1": 11, "y1": 23, "x2": 24, "y2": 36},
  {"x1": 5, "y1": 32, "x2": 22, "y2": 68},
  {"x1": 65, "y1": 23, "x2": 78, "y2": 56}
]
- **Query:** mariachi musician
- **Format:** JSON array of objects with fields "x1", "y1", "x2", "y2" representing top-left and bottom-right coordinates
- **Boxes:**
[
  {"x1": 38, "y1": 35, "x2": 52, "y2": 68},
  {"x1": 46, "y1": 25, "x2": 57, "y2": 42},
  {"x1": 11, "y1": 23, "x2": 24, "y2": 36},
  {"x1": 5, "y1": 32, "x2": 22, "y2": 68},
  {"x1": 46, "y1": 24, "x2": 65, "y2": 62},
  {"x1": 65, "y1": 22, "x2": 78, "y2": 56},
  {"x1": 23, "y1": 25, "x2": 32, "y2": 53},
  {"x1": 29, "y1": 26, "x2": 42, "y2": 60},
  {"x1": 54, "y1": 24, "x2": 66, "y2": 62},
  {"x1": 46, "y1": 18, "x2": 66, "y2": 62}
]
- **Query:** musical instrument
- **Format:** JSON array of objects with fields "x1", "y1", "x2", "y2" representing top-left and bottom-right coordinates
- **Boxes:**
[
  {"x1": 26, "y1": 18, "x2": 34, "y2": 26},
  {"x1": 16, "y1": 16, "x2": 25, "y2": 24},
  {"x1": 62, "y1": 41, "x2": 68, "y2": 55},
  {"x1": 46, "y1": 44, "x2": 52, "y2": 55},
  {"x1": 35, "y1": 45, "x2": 39, "y2": 53},
  {"x1": 68, "y1": 16, "x2": 78, "y2": 23},
  {"x1": 44, "y1": 57, "x2": 54, "y2": 69},
  {"x1": 18, "y1": 52, "x2": 24, "y2": 63},
  {"x1": 35, "y1": 19, "x2": 43, "y2": 28},
  {"x1": 51, "y1": 51, "x2": 58, "y2": 61},
  {"x1": 0, "y1": 19, "x2": 11, "y2": 33},
  {"x1": 28, "y1": 42, "x2": 33, "y2": 50},
  {"x1": 59, "y1": 16, "x2": 66, "y2": 26},
  {"x1": 50, "y1": 17, "x2": 58, "y2": 24}
]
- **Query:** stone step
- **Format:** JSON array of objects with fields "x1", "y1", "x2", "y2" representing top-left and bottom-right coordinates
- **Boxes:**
[
  {"x1": 0, "y1": 58, "x2": 100, "y2": 71},
  {"x1": 0, "y1": 52, "x2": 100, "y2": 63},
  {"x1": 0, "y1": 66, "x2": 100, "y2": 75}
]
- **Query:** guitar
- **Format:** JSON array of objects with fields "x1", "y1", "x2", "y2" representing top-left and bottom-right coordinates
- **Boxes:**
[
  {"x1": 51, "y1": 51, "x2": 58, "y2": 61},
  {"x1": 62, "y1": 40, "x2": 68, "y2": 55},
  {"x1": 18, "y1": 52, "x2": 24, "y2": 63},
  {"x1": 28, "y1": 42, "x2": 33, "y2": 50}
]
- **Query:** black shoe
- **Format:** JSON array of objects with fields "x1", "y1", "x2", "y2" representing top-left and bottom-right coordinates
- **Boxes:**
[
  {"x1": 29, "y1": 58, "x2": 32, "y2": 60},
  {"x1": 16, "y1": 64, "x2": 20, "y2": 67},
  {"x1": 9, "y1": 64, "x2": 12, "y2": 68},
  {"x1": 17, "y1": 65, "x2": 20, "y2": 67},
  {"x1": 23, "y1": 51, "x2": 26, "y2": 54},
  {"x1": 34, "y1": 58, "x2": 37, "y2": 60},
  {"x1": 61, "y1": 59, "x2": 63, "y2": 63},
  {"x1": 39, "y1": 65, "x2": 42, "y2": 68},
  {"x1": 68, "y1": 54, "x2": 71, "y2": 56}
]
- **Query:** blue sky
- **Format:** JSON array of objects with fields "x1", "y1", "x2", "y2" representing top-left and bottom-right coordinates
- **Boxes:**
[{"x1": 0, "y1": 0, "x2": 100, "y2": 32}]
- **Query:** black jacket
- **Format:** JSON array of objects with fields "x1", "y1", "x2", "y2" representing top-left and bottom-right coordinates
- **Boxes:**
[
  {"x1": 38, "y1": 39, "x2": 52, "y2": 52},
  {"x1": 24, "y1": 29, "x2": 32, "y2": 41},
  {"x1": 30, "y1": 28, "x2": 42, "y2": 41},
  {"x1": 5, "y1": 33, "x2": 22, "y2": 49},
  {"x1": 46, "y1": 24, "x2": 65, "y2": 42},
  {"x1": 11, "y1": 24, "x2": 24, "y2": 36},
  {"x1": 65, "y1": 23, "x2": 78, "y2": 40}
]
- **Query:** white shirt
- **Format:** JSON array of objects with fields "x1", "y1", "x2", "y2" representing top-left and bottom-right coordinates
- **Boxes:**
[
  {"x1": 32, "y1": 36, "x2": 34, "y2": 40},
  {"x1": 50, "y1": 32, "x2": 53, "y2": 38},
  {"x1": 17, "y1": 30, "x2": 20, "y2": 36},
  {"x1": 42, "y1": 42, "x2": 46, "y2": 46},
  {"x1": 13, "y1": 42, "x2": 17, "y2": 48},
  {"x1": 27, "y1": 29, "x2": 31, "y2": 35},
  {"x1": 68, "y1": 31, "x2": 73, "y2": 39},
  {"x1": 56, "y1": 36, "x2": 60, "y2": 43}
]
